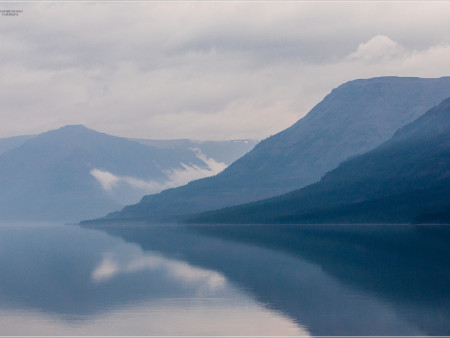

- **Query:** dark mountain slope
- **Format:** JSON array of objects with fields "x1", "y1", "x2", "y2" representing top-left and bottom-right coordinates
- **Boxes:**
[
  {"x1": 101, "y1": 76, "x2": 450, "y2": 222},
  {"x1": 188, "y1": 97, "x2": 450, "y2": 224}
]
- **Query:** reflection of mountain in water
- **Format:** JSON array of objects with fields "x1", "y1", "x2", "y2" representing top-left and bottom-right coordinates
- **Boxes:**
[
  {"x1": 0, "y1": 225, "x2": 230, "y2": 317},
  {"x1": 1, "y1": 223, "x2": 448, "y2": 335},
  {"x1": 101, "y1": 224, "x2": 450, "y2": 336},
  {"x1": 1, "y1": 224, "x2": 308, "y2": 336}
]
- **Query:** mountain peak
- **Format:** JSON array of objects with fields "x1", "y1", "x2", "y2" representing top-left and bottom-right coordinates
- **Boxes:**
[
  {"x1": 55, "y1": 124, "x2": 96, "y2": 134},
  {"x1": 37, "y1": 124, "x2": 106, "y2": 141},
  {"x1": 59, "y1": 124, "x2": 89, "y2": 130}
]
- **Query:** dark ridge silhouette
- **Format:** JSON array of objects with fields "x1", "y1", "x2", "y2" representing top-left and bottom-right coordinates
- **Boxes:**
[{"x1": 188, "y1": 96, "x2": 450, "y2": 224}]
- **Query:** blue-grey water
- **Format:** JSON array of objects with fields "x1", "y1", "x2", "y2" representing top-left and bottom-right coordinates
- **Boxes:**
[{"x1": 0, "y1": 222, "x2": 449, "y2": 336}]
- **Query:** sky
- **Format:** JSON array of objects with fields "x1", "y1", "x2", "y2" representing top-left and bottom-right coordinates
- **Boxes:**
[{"x1": 1, "y1": 1, "x2": 450, "y2": 140}]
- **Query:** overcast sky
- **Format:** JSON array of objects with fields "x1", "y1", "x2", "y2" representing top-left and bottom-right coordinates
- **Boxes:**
[{"x1": 1, "y1": 1, "x2": 450, "y2": 140}]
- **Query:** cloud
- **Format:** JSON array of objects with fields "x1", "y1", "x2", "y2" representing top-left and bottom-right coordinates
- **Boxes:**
[
  {"x1": 339, "y1": 37, "x2": 450, "y2": 79},
  {"x1": 1, "y1": 2, "x2": 450, "y2": 140},
  {"x1": 347, "y1": 35, "x2": 405, "y2": 63},
  {"x1": 164, "y1": 147, "x2": 227, "y2": 187},
  {"x1": 89, "y1": 169, "x2": 119, "y2": 192},
  {"x1": 90, "y1": 149, "x2": 227, "y2": 203},
  {"x1": 90, "y1": 168, "x2": 164, "y2": 194}
]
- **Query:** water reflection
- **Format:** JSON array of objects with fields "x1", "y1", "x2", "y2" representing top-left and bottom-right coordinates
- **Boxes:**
[
  {"x1": 91, "y1": 251, "x2": 226, "y2": 291},
  {"x1": 1, "y1": 222, "x2": 449, "y2": 336},
  {"x1": 100, "y1": 223, "x2": 450, "y2": 336},
  {"x1": 0, "y1": 223, "x2": 305, "y2": 336},
  {"x1": 0, "y1": 300, "x2": 304, "y2": 336}
]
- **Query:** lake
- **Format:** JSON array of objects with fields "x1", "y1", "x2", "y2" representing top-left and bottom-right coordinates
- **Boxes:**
[{"x1": 0, "y1": 222, "x2": 449, "y2": 336}]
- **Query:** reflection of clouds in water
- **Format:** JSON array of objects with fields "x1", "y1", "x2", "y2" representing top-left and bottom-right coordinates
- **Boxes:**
[
  {"x1": 91, "y1": 251, "x2": 225, "y2": 292},
  {"x1": 0, "y1": 300, "x2": 308, "y2": 336},
  {"x1": 91, "y1": 253, "x2": 119, "y2": 282}
]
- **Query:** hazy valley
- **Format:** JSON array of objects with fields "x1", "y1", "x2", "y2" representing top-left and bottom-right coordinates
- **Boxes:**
[{"x1": 0, "y1": 126, "x2": 256, "y2": 221}]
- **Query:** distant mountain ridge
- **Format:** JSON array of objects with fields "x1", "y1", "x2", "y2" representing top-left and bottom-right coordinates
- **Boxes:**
[
  {"x1": 0, "y1": 125, "x2": 256, "y2": 221},
  {"x1": 98, "y1": 76, "x2": 450, "y2": 223},
  {"x1": 0, "y1": 135, "x2": 35, "y2": 155},
  {"x1": 130, "y1": 138, "x2": 258, "y2": 166},
  {"x1": 0, "y1": 133, "x2": 257, "y2": 165},
  {"x1": 187, "y1": 96, "x2": 450, "y2": 224}
]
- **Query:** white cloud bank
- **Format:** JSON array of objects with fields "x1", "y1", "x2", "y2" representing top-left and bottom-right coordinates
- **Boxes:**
[{"x1": 90, "y1": 149, "x2": 227, "y2": 202}]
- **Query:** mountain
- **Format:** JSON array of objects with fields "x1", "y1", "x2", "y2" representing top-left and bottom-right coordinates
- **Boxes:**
[
  {"x1": 130, "y1": 139, "x2": 258, "y2": 166},
  {"x1": 0, "y1": 125, "x2": 253, "y2": 221},
  {"x1": 188, "y1": 96, "x2": 450, "y2": 224},
  {"x1": 0, "y1": 134, "x2": 257, "y2": 166},
  {"x1": 0, "y1": 135, "x2": 35, "y2": 155},
  {"x1": 97, "y1": 76, "x2": 450, "y2": 223}
]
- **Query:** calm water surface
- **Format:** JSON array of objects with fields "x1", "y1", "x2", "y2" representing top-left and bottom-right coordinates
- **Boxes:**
[{"x1": 0, "y1": 222, "x2": 449, "y2": 336}]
